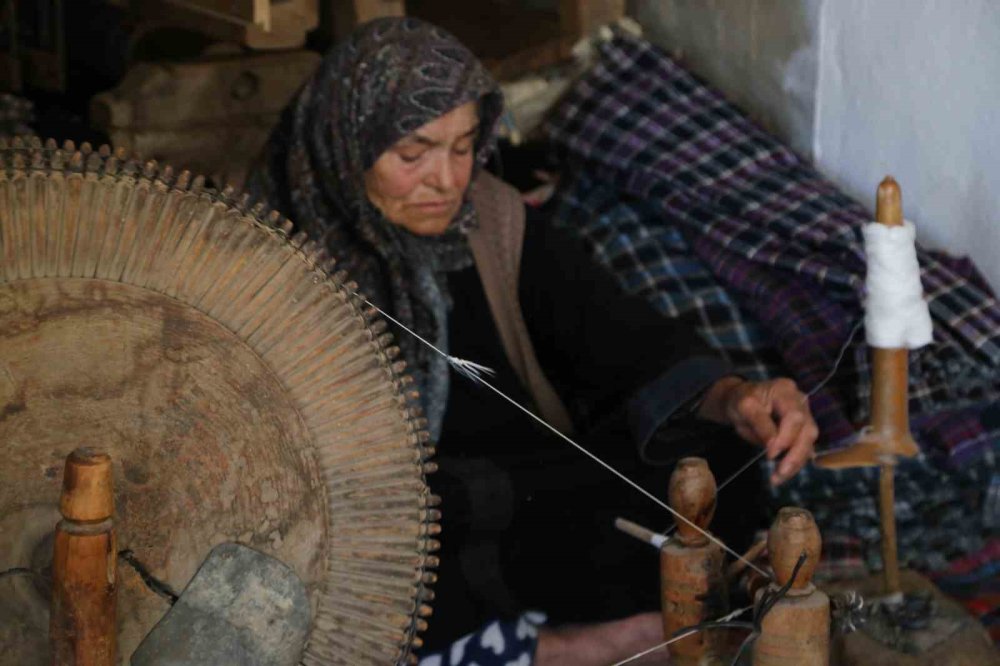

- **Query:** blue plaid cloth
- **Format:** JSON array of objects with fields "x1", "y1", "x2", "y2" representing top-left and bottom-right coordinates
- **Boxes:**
[
  {"x1": 542, "y1": 30, "x2": 1000, "y2": 580},
  {"x1": 545, "y1": 29, "x2": 1000, "y2": 464}
]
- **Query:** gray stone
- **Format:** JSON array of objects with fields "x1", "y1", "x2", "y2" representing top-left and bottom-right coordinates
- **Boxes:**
[{"x1": 131, "y1": 543, "x2": 310, "y2": 666}]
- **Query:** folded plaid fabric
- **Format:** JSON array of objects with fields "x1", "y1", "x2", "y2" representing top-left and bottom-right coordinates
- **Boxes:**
[
  {"x1": 542, "y1": 30, "x2": 1000, "y2": 589},
  {"x1": 545, "y1": 30, "x2": 1000, "y2": 464}
]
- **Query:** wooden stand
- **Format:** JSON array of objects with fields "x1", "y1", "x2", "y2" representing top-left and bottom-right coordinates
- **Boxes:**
[
  {"x1": 660, "y1": 458, "x2": 727, "y2": 665},
  {"x1": 753, "y1": 507, "x2": 829, "y2": 666},
  {"x1": 50, "y1": 448, "x2": 118, "y2": 666},
  {"x1": 824, "y1": 571, "x2": 1000, "y2": 666}
]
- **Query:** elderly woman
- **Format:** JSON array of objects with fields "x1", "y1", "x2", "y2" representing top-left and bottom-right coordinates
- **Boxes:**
[{"x1": 248, "y1": 17, "x2": 818, "y2": 666}]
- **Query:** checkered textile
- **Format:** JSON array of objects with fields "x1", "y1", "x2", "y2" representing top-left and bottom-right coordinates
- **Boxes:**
[
  {"x1": 545, "y1": 30, "x2": 1000, "y2": 463},
  {"x1": 542, "y1": 31, "x2": 1000, "y2": 607}
]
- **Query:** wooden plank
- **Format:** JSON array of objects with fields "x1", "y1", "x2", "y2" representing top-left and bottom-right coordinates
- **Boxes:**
[
  {"x1": 560, "y1": 0, "x2": 625, "y2": 37},
  {"x1": 163, "y1": 0, "x2": 270, "y2": 30},
  {"x1": 353, "y1": 0, "x2": 405, "y2": 22},
  {"x1": 330, "y1": 0, "x2": 405, "y2": 41},
  {"x1": 245, "y1": 0, "x2": 318, "y2": 50}
]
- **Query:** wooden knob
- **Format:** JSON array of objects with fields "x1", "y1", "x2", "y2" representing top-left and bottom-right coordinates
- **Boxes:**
[
  {"x1": 59, "y1": 448, "x2": 114, "y2": 522},
  {"x1": 668, "y1": 457, "x2": 716, "y2": 546},
  {"x1": 876, "y1": 176, "x2": 903, "y2": 227},
  {"x1": 767, "y1": 507, "x2": 821, "y2": 591}
]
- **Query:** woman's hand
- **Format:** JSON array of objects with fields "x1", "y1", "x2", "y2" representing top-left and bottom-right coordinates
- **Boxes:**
[
  {"x1": 534, "y1": 612, "x2": 667, "y2": 666},
  {"x1": 697, "y1": 376, "x2": 818, "y2": 486}
]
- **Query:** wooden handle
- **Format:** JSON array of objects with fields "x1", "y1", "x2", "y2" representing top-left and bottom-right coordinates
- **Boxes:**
[
  {"x1": 876, "y1": 176, "x2": 904, "y2": 227},
  {"x1": 668, "y1": 457, "x2": 716, "y2": 547},
  {"x1": 50, "y1": 448, "x2": 118, "y2": 666},
  {"x1": 754, "y1": 508, "x2": 830, "y2": 666},
  {"x1": 767, "y1": 507, "x2": 820, "y2": 591},
  {"x1": 59, "y1": 448, "x2": 115, "y2": 522}
]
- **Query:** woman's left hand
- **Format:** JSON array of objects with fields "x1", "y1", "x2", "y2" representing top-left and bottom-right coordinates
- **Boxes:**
[{"x1": 698, "y1": 376, "x2": 818, "y2": 486}]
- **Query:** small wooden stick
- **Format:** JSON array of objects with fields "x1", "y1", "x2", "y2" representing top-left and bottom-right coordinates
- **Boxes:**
[
  {"x1": 50, "y1": 448, "x2": 118, "y2": 666},
  {"x1": 614, "y1": 517, "x2": 669, "y2": 550},
  {"x1": 726, "y1": 538, "x2": 768, "y2": 581}
]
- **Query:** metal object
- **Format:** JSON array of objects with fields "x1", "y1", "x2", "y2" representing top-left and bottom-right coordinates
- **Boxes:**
[
  {"x1": 0, "y1": 137, "x2": 436, "y2": 665},
  {"x1": 131, "y1": 543, "x2": 309, "y2": 666}
]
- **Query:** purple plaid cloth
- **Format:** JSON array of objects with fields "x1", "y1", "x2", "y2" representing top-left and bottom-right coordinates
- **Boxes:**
[{"x1": 545, "y1": 30, "x2": 1000, "y2": 464}]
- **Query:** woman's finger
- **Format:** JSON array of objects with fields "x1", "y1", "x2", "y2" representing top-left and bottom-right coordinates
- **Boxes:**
[{"x1": 773, "y1": 423, "x2": 817, "y2": 485}]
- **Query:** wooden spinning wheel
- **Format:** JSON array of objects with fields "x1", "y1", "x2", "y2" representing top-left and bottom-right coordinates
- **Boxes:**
[{"x1": 0, "y1": 137, "x2": 437, "y2": 665}]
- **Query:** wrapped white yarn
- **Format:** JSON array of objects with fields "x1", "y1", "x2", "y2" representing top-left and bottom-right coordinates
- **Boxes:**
[{"x1": 863, "y1": 220, "x2": 933, "y2": 349}]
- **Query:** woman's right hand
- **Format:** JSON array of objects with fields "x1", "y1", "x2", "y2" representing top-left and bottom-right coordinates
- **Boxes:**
[{"x1": 534, "y1": 612, "x2": 668, "y2": 666}]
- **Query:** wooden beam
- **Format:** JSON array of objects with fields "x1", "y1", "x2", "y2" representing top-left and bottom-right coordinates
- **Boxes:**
[
  {"x1": 560, "y1": 0, "x2": 625, "y2": 38},
  {"x1": 164, "y1": 0, "x2": 270, "y2": 30},
  {"x1": 330, "y1": 0, "x2": 405, "y2": 41}
]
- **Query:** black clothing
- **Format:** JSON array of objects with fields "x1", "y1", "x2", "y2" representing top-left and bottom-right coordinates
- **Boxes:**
[{"x1": 420, "y1": 210, "x2": 765, "y2": 652}]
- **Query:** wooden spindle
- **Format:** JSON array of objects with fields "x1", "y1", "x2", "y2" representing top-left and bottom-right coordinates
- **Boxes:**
[
  {"x1": 869, "y1": 176, "x2": 919, "y2": 462},
  {"x1": 660, "y1": 458, "x2": 727, "y2": 665},
  {"x1": 812, "y1": 176, "x2": 921, "y2": 593},
  {"x1": 872, "y1": 176, "x2": 911, "y2": 596},
  {"x1": 753, "y1": 508, "x2": 829, "y2": 666},
  {"x1": 50, "y1": 448, "x2": 118, "y2": 666}
]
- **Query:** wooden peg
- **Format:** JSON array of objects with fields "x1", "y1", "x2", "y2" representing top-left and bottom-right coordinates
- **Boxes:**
[
  {"x1": 50, "y1": 448, "x2": 118, "y2": 666},
  {"x1": 753, "y1": 507, "x2": 830, "y2": 666},
  {"x1": 660, "y1": 458, "x2": 727, "y2": 665},
  {"x1": 816, "y1": 176, "x2": 919, "y2": 470}
]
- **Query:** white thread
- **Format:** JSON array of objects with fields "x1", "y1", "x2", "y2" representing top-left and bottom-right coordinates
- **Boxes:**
[
  {"x1": 610, "y1": 604, "x2": 754, "y2": 666},
  {"x1": 355, "y1": 292, "x2": 771, "y2": 580},
  {"x1": 449, "y1": 357, "x2": 497, "y2": 384},
  {"x1": 466, "y1": 363, "x2": 769, "y2": 579},
  {"x1": 807, "y1": 318, "x2": 865, "y2": 397},
  {"x1": 863, "y1": 221, "x2": 933, "y2": 349}
]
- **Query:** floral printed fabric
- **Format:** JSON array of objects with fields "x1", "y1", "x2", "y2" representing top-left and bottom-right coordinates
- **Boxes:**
[{"x1": 418, "y1": 613, "x2": 545, "y2": 666}]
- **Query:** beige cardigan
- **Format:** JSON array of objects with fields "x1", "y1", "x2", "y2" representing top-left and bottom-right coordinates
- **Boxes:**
[{"x1": 466, "y1": 172, "x2": 574, "y2": 434}]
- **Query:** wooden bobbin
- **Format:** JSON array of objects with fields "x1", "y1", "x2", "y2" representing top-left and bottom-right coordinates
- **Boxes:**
[
  {"x1": 813, "y1": 175, "x2": 921, "y2": 596},
  {"x1": 50, "y1": 448, "x2": 118, "y2": 666},
  {"x1": 815, "y1": 175, "x2": 920, "y2": 470},
  {"x1": 753, "y1": 507, "x2": 829, "y2": 666},
  {"x1": 660, "y1": 457, "x2": 727, "y2": 665}
]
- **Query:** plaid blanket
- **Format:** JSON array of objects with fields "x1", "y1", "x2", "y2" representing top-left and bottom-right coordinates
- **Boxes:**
[
  {"x1": 545, "y1": 30, "x2": 1000, "y2": 465},
  {"x1": 542, "y1": 29, "x2": 1000, "y2": 627}
]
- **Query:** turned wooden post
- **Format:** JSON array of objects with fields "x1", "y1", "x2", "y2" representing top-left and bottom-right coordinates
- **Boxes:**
[
  {"x1": 814, "y1": 177, "x2": 921, "y2": 595},
  {"x1": 660, "y1": 457, "x2": 727, "y2": 665},
  {"x1": 871, "y1": 178, "x2": 909, "y2": 597},
  {"x1": 50, "y1": 448, "x2": 118, "y2": 666},
  {"x1": 753, "y1": 507, "x2": 829, "y2": 666}
]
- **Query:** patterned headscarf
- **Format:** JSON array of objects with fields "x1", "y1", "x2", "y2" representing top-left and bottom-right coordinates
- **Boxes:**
[{"x1": 247, "y1": 17, "x2": 503, "y2": 440}]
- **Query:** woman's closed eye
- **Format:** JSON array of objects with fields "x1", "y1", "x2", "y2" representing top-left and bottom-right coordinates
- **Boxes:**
[{"x1": 397, "y1": 148, "x2": 426, "y2": 164}]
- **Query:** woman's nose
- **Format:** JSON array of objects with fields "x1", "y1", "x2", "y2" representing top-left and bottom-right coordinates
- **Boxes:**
[{"x1": 426, "y1": 153, "x2": 456, "y2": 191}]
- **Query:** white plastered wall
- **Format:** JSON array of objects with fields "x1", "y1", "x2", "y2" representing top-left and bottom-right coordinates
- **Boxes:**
[{"x1": 631, "y1": 0, "x2": 1000, "y2": 292}]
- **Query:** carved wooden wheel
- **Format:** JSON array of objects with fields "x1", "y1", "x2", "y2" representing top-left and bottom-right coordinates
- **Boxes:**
[{"x1": 0, "y1": 138, "x2": 437, "y2": 665}]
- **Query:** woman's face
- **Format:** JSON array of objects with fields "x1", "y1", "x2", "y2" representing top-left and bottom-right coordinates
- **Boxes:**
[{"x1": 364, "y1": 101, "x2": 479, "y2": 236}]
